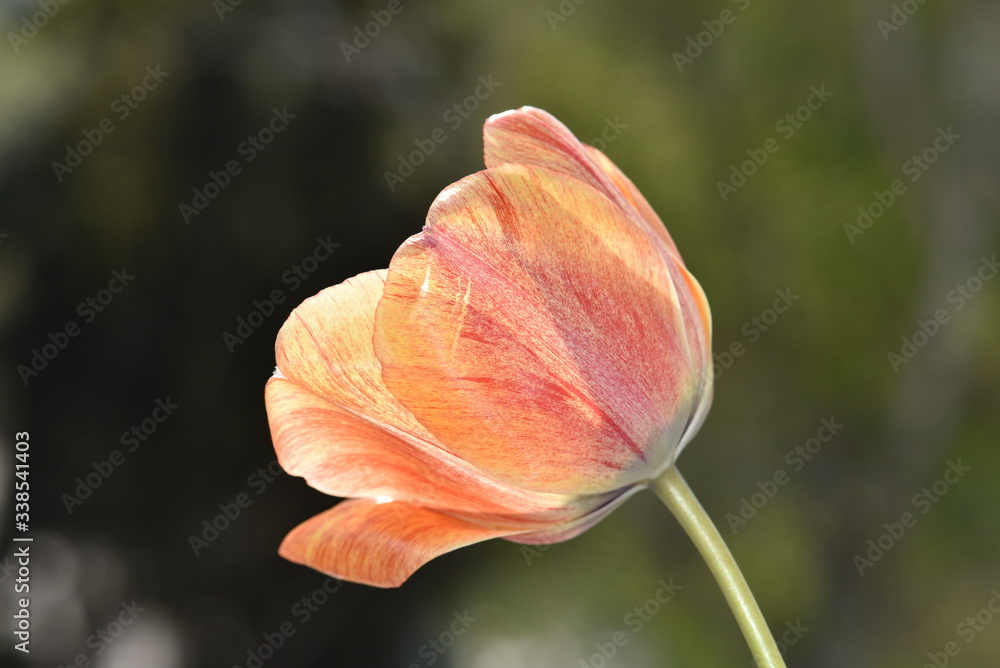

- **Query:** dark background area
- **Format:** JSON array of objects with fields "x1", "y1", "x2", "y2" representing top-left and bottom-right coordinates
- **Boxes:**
[{"x1": 1, "y1": 0, "x2": 999, "y2": 666}]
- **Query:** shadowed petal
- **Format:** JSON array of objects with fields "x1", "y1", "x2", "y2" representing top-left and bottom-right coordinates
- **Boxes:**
[
  {"x1": 279, "y1": 499, "x2": 520, "y2": 588},
  {"x1": 375, "y1": 164, "x2": 704, "y2": 495},
  {"x1": 672, "y1": 268, "x2": 714, "y2": 457},
  {"x1": 505, "y1": 484, "x2": 645, "y2": 545}
]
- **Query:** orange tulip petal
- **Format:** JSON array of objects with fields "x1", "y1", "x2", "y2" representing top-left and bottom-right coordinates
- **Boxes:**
[
  {"x1": 672, "y1": 265, "x2": 714, "y2": 455},
  {"x1": 483, "y1": 107, "x2": 712, "y2": 424},
  {"x1": 265, "y1": 376, "x2": 606, "y2": 519},
  {"x1": 375, "y1": 164, "x2": 704, "y2": 495},
  {"x1": 268, "y1": 269, "x2": 622, "y2": 521},
  {"x1": 484, "y1": 106, "x2": 713, "y2": 379},
  {"x1": 273, "y1": 269, "x2": 437, "y2": 444},
  {"x1": 279, "y1": 498, "x2": 519, "y2": 588},
  {"x1": 581, "y1": 144, "x2": 680, "y2": 259},
  {"x1": 483, "y1": 106, "x2": 679, "y2": 259}
]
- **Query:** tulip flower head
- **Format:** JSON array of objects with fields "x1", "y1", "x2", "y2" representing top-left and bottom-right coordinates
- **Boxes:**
[{"x1": 265, "y1": 106, "x2": 713, "y2": 588}]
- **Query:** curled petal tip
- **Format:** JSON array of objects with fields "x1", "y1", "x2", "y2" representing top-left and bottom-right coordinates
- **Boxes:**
[{"x1": 278, "y1": 499, "x2": 518, "y2": 588}]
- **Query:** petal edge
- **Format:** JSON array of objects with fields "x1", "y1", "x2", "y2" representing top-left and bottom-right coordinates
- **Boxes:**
[{"x1": 279, "y1": 499, "x2": 519, "y2": 587}]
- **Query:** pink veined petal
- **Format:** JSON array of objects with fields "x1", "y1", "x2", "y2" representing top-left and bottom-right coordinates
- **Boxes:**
[
  {"x1": 483, "y1": 106, "x2": 680, "y2": 260},
  {"x1": 484, "y1": 106, "x2": 714, "y2": 432},
  {"x1": 375, "y1": 164, "x2": 705, "y2": 496}
]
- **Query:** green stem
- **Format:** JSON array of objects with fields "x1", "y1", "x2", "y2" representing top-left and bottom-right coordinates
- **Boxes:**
[{"x1": 652, "y1": 466, "x2": 786, "y2": 668}]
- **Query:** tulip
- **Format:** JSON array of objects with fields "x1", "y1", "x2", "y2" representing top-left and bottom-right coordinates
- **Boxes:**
[{"x1": 266, "y1": 107, "x2": 786, "y2": 667}]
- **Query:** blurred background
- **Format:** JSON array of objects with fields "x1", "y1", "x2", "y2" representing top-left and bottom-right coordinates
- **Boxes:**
[{"x1": 1, "y1": 0, "x2": 998, "y2": 666}]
